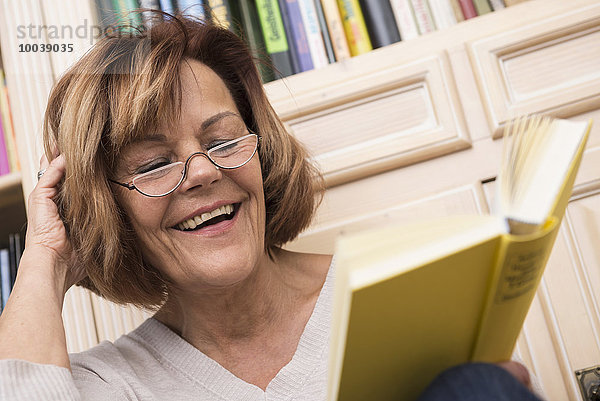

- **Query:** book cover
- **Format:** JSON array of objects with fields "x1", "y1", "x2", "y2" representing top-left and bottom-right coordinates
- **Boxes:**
[
  {"x1": 488, "y1": 0, "x2": 505, "y2": 11},
  {"x1": 207, "y1": 0, "x2": 235, "y2": 30},
  {"x1": 389, "y1": 0, "x2": 420, "y2": 41},
  {"x1": 237, "y1": 0, "x2": 276, "y2": 83},
  {"x1": 8, "y1": 233, "x2": 21, "y2": 289},
  {"x1": 8, "y1": 234, "x2": 17, "y2": 288},
  {"x1": 358, "y1": 0, "x2": 401, "y2": 49},
  {"x1": 336, "y1": 0, "x2": 372, "y2": 56},
  {"x1": 176, "y1": 0, "x2": 207, "y2": 19},
  {"x1": 96, "y1": 0, "x2": 118, "y2": 28},
  {"x1": 0, "y1": 71, "x2": 19, "y2": 172},
  {"x1": 278, "y1": 0, "x2": 302, "y2": 73},
  {"x1": 281, "y1": 0, "x2": 314, "y2": 72},
  {"x1": 320, "y1": 0, "x2": 351, "y2": 61},
  {"x1": 428, "y1": 0, "x2": 458, "y2": 30},
  {"x1": 0, "y1": 112, "x2": 10, "y2": 176},
  {"x1": 409, "y1": 0, "x2": 436, "y2": 34},
  {"x1": 0, "y1": 249, "x2": 9, "y2": 310},
  {"x1": 297, "y1": 0, "x2": 329, "y2": 69},
  {"x1": 159, "y1": 0, "x2": 176, "y2": 13},
  {"x1": 328, "y1": 117, "x2": 592, "y2": 401},
  {"x1": 472, "y1": 0, "x2": 492, "y2": 15},
  {"x1": 457, "y1": 0, "x2": 477, "y2": 19},
  {"x1": 139, "y1": 0, "x2": 162, "y2": 27},
  {"x1": 313, "y1": 0, "x2": 336, "y2": 63},
  {"x1": 448, "y1": 0, "x2": 465, "y2": 22},
  {"x1": 256, "y1": 0, "x2": 296, "y2": 78},
  {"x1": 111, "y1": 0, "x2": 144, "y2": 26}
]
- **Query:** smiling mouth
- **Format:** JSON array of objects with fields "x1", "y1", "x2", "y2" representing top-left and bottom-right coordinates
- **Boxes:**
[{"x1": 174, "y1": 203, "x2": 240, "y2": 232}]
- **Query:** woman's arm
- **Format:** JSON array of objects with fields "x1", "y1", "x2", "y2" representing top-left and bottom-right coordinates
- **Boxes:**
[{"x1": 0, "y1": 154, "x2": 85, "y2": 369}]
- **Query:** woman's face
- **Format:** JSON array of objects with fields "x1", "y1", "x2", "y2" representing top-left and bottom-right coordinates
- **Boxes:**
[{"x1": 114, "y1": 59, "x2": 266, "y2": 293}]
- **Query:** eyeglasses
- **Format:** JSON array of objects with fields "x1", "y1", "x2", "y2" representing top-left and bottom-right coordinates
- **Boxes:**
[{"x1": 110, "y1": 133, "x2": 259, "y2": 197}]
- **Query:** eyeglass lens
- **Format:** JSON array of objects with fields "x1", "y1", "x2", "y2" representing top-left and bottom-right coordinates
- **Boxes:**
[{"x1": 131, "y1": 134, "x2": 258, "y2": 196}]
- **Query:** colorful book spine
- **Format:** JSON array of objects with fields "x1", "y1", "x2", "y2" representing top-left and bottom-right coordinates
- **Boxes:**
[
  {"x1": 96, "y1": 0, "x2": 118, "y2": 28},
  {"x1": 472, "y1": 0, "x2": 492, "y2": 15},
  {"x1": 0, "y1": 113, "x2": 10, "y2": 176},
  {"x1": 313, "y1": 0, "x2": 336, "y2": 63},
  {"x1": 208, "y1": 0, "x2": 235, "y2": 30},
  {"x1": 488, "y1": 0, "x2": 505, "y2": 11},
  {"x1": 283, "y1": 0, "x2": 314, "y2": 72},
  {"x1": 0, "y1": 72, "x2": 19, "y2": 172},
  {"x1": 0, "y1": 249, "x2": 10, "y2": 309},
  {"x1": 8, "y1": 234, "x2": 19, "y2": 288},
  {"x1": 336, "y1": 0, "x2": 372, "y2": 56},
  {"x1": 428, "y1": 0, "x2": 457, "y2": 30},
  {"x1": 111, "y1": 0, "x2": 144, "y2": 26},
  {"x1": 358, "y1": 0, "x2": 401, "y2": 49},
  {"x1": 256, "y1": 0, "x2": 295, "y2": 78},
  {"x1": 159, "y1": 0, "x2": 176, "y2": 13},
  {"x1": 457, "y1": 0, "x2": 477, "y2": 19},
  {"x1": 278, "y1": 0, "x2": 302, "y2": 73},
  {"x1": 448, "y1": 0, "x2": 465, "y2": 22},
  {"x1": 238, "y1": 0, "x2": 276, "y2": 82},
  {"x1": 410, "y1": 0, "x2": 436, "y2": 34},
  {"x1": 176, "y1": 0, "x2": 207, "y2": 19},
  {"x1": 297, "y1": 0, "x2": 329, "y2": 68},
  {"x1": 139, "y1": 0, "x2": 161, "y2": 27},
  {"x1": 319, "y1": 0, "x2": 351, "y2": 61},
  {"x1": 389, "y1": 0, "x2": 420, "y2": 41}
]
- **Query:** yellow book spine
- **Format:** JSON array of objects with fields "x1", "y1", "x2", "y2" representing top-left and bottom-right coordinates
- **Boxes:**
[
  {"x1": 321, "y1": 0, "x2": 352, "y2": 60},
  {"x1": 336, "y1": 0, "x2": 372, "y2": 56},
  {"x1": 472, "y1": 217, "x2": 559, "y2": 362}
]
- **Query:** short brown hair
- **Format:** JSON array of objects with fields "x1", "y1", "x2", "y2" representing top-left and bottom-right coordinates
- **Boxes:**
[{"x1": 43, "y1": 14, "x2": 323, "y2": 308}]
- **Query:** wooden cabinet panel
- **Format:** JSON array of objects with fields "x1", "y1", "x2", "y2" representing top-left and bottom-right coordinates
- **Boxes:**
[
  {"x1": 281, "y1": 55, "x2": 471, "y2": 186},
  {"x1": 468, "y1": 4, "x2": 600, "y2": 136},
  {"x1": 287, "y1": 183, "x2": 488, "y2": 254},
  {"x1": 514, "y1": 292, "x2": 574, "y2": 401},
  {"x1": 89, "y1": 292, "x2": 152, "y2": 344},
  {"x1": 63, "y1": 287, "x2": 99, "y2": 353},
  {"x1": 484, "y1": 180, "x2": 600, "y2": 401}
]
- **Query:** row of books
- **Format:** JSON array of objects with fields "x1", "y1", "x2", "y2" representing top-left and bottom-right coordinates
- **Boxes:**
[
  {"x1": 97, "y1": 0, "x2": 529, "y2": 82},
  {"x1": 0, "y1": 233, "x2": 23, "y2": 312},
  {"x1": 0, "y1": 68, "x2": 19, "y2": 177}
]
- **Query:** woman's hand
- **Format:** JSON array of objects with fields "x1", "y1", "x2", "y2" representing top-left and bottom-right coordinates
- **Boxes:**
[
  {"x1": 0, "y1": 152, "x2": 83, "y2": 368},
  {"x1": 497, "y1": 361, "x2": 532, "y2": 390},
  {"x1": 23, "y1": 152, "x2": 86, "y2": 292}
]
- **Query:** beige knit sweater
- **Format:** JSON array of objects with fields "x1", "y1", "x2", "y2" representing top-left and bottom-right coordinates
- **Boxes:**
[{"x1": 0, "y1": 260, "x2": 335, "y2": 401}]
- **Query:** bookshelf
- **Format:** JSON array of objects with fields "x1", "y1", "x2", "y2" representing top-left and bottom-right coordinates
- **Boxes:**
[{"x1": 0, "y1": 1, "x2": 599, "y2": 399}]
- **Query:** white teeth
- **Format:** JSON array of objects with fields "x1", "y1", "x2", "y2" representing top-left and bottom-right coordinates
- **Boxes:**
[{"x1": 177, "y1": 204, "x2": 235, "y2": 231}]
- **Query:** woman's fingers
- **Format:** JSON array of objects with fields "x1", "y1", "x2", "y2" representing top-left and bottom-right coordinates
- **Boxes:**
[
  {"x1": 36, "y1": 154, "x2": 66, "y2": 189},
  {"x1": 497, "y1": 361, "x2": 532, "y2": 389}
]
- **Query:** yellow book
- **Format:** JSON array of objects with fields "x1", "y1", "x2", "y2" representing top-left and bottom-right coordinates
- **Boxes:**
[
  {"x1": 328, "y1": 116, "x2": 592, "y2": 401},
  {"x1": 336, "y1": 0, "x2": 372, "y2": 56}
]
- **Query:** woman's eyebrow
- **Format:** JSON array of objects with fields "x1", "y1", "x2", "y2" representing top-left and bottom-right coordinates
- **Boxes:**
[
  {"x1": 201, "y1": 111, "x2": 239, "y2": 131},
  {"x1": 131, "y1": 132, "x2": 168, "y2": 145}
]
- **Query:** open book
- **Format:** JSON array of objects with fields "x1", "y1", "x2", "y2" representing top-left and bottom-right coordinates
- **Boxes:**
[{"x1": 328, "y1": 117, "x2": 592, "y2": 401}]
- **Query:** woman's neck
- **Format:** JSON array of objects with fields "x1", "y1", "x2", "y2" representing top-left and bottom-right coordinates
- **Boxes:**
[{"x1": 154, "y1": 249, "x2": 326, "y2": 355}]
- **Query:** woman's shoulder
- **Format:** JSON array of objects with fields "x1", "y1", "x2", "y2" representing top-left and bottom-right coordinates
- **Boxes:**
[{"x1": 69, "y1": 318, "x2": 178, "y2": 398}]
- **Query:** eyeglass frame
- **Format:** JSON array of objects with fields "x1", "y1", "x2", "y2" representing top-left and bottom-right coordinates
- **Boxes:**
[{"x1": 109, "y1": 133, "x2": 260, "y2": 198}]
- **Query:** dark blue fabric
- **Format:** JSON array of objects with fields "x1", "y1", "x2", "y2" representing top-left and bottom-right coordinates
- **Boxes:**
[{"x1": 417, "y1": 363, "x2": 544, "y2": 401}]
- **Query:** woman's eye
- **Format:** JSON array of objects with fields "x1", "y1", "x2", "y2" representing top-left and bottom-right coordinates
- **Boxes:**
[
  {"x1": 137, "y1": 160, "x2": 171, "y2": 174},
  {"x1": 207, "y1": 140, "x2": 230, "y2": 150}
]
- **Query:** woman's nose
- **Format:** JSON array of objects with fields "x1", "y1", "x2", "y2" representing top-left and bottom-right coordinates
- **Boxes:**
[{"x1": 178, "y1": 152, "x2": 222, "y2": 191}]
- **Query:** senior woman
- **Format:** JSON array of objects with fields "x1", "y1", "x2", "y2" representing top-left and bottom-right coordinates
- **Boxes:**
[{"x1": 0, "y1": 14, "x2": 540, "y2": 401}]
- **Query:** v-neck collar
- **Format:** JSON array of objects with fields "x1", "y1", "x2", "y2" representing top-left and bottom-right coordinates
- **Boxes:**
[{"x1": 129, "y1": 259, "x2": 335, "y2": 400}]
